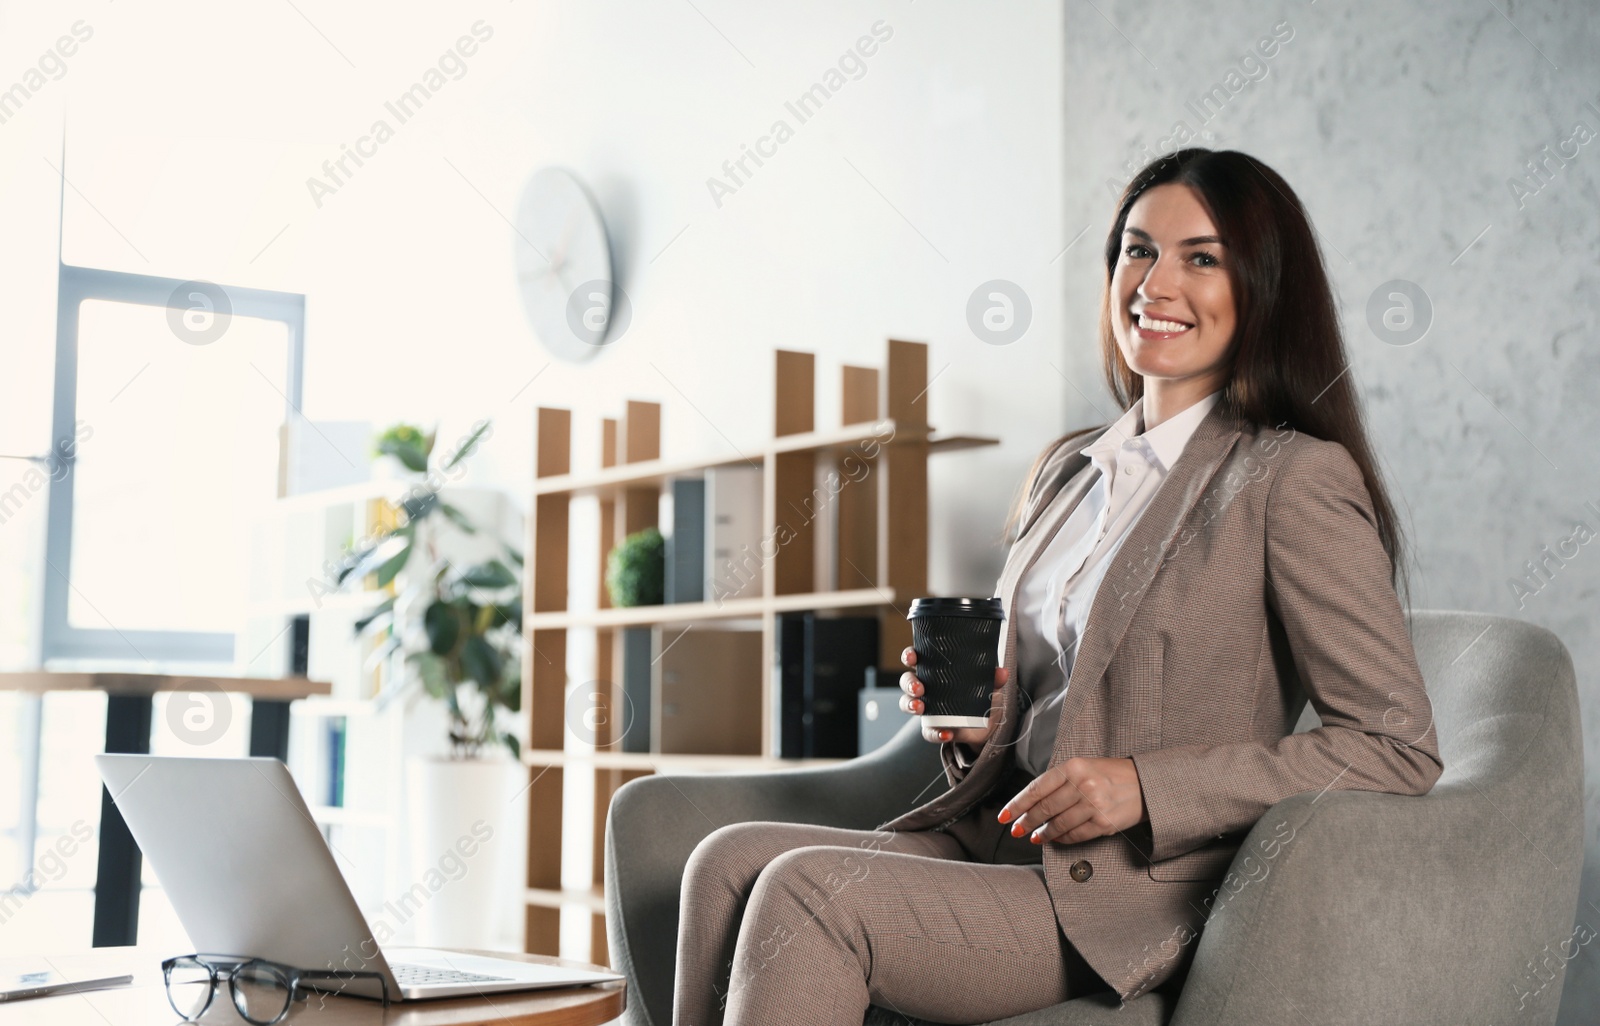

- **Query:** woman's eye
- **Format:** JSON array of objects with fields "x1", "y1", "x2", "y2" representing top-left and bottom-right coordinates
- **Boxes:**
[
  {"x1": 1192, "y1": 251, "x2": 1220, "y2": 267},
  {"x1": 1124, "y1": 244, "x2": 1151, "y2": 259}
]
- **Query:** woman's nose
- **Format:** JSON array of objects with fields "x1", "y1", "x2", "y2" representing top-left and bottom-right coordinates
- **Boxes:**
[{"x1": 1139, "y1": 259, "x2": 1179, "y2": 301}]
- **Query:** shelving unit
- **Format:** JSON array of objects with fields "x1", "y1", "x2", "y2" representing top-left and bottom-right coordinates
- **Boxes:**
[
  {"x1": 518, "y1": 339, "x2": 998, "y2": 965},
  {"x1": 287, "y1": 695, "x2": 406, "y2": 920}
]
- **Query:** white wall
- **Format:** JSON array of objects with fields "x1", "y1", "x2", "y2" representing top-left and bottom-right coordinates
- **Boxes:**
[
  {"x1": 0, "y1": 0, "x2": 1070, "y2": 960},
  {"x1": 3, "y1": 0, "x2": 1069, "y2": 600}
]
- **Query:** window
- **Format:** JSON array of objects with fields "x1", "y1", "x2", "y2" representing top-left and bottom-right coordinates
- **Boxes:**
[{"x1": 42, "y1": 265, "x2": 305, "y2": 664}]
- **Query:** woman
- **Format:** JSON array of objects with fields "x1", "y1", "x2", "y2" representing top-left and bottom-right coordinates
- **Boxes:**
[{"x1": 672, "y1": 148, "x2": 1444, "y2": 1026}]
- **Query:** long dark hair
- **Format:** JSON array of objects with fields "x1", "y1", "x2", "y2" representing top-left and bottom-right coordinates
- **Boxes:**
[{"x1": 1005, "y1": 148, "x2": 1411, "y2": 609}]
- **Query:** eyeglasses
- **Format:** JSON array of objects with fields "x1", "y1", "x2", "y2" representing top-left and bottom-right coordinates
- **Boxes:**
[{"x1": 161, "y1": 954, "x2": 391, "y2": 1025}]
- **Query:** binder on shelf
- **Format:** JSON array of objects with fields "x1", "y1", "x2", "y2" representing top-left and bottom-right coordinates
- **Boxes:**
[
  {"x1": 287, "y1": 710, "x2": 329, "y2": 806},
  {"x1": 325, "y1": 716, "x2": 347, "y2": 807},
  {"x1": 665, "y1": 477, "x2": 705, "y2": 604},
  {"x1": 288, "y1": 614, "x2": 311, "y2": 676},
  {"x1": 705, "y1": 467, "x2": 763, "y2": 603},
  {"x1": 775, "y1": 612, "x2": 879, "y2": 759},
  {"x1": 620, "y1": 626, "x2": 653, "y2": 753},
  {"x1": 776, "y1": 615, "x2": 806, "y2": 757}
]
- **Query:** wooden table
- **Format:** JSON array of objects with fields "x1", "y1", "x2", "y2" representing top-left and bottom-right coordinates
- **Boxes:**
[
  {"x1": 0, "y1": 948, "x2": 625, "y2": 1026},
  {"x1": 0, "y1": 672, "x2": 332, "y2": 948}
]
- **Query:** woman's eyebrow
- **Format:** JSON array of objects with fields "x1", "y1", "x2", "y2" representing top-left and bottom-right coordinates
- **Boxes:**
[{"x1": 1124, "y1": 226, "x2": 1227, "y2": 247}]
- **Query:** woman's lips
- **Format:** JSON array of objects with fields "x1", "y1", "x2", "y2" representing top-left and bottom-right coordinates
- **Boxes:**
[{"x1": 1131, "y1": 310, "x2": 1195, "y2": 340}]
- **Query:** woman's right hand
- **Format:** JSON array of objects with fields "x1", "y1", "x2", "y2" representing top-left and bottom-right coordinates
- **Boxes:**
[{"x1": 898, "y1": 645, "x2": 1009, "y2": 748}]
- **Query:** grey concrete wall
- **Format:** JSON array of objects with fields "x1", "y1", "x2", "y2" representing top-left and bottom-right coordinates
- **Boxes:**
[{"x1": 1060, "y1": 1, "x2": 1599, "y2": 1019}]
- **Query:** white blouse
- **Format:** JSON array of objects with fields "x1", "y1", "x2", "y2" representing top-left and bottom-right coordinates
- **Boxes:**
[{"x1": 1007, "y1": 389, "x2": 1223, "y2": 776}]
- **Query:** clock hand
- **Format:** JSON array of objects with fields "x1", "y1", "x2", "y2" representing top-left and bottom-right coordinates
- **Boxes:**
[
  {"x1": 518, "y1": 262, "x2": 564, "y2": 287},
  {"x1": 550, "y1": 213, "x2": 579, "y2": 270}
]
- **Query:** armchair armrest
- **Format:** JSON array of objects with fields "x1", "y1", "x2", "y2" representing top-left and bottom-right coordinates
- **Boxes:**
[{"x1": 1169, "y1": 776, "x2": 1583, "y2": 1025}]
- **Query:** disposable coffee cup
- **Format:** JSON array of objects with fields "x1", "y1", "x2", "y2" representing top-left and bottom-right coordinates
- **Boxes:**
[{"x1": 907, "y1": 597, "x2": 1005, "y2": 729}]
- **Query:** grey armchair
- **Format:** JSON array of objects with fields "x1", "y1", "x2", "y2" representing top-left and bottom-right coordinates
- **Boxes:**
[{"x1": 604, "y1": 610, "x2": 1583, "y2": 1025}]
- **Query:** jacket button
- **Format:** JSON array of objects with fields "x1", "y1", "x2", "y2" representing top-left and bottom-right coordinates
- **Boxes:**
[{"x1": 1069, "y1": 859, "x2": 1093, "y2": 882}]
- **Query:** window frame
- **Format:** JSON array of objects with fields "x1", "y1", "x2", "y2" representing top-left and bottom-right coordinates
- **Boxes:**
[{"x1": 42, "y1": 263, "x2": 306, "y2": 664}]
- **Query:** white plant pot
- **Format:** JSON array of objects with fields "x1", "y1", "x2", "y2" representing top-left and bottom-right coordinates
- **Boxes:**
[
  {"x1": 372, "y1": 458, "x2": 415, "y2": 482},
  {"x1": 403, "y1": 755, "x2": 526, "y2": 949}
]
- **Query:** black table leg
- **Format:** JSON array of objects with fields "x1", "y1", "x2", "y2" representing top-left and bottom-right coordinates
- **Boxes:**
[
  {"x1": 91, "y1": 694, "x2": 152, "y2": 947},
  {"x1": 249, "y1": 699, "x2": 292, "y2": 762}
]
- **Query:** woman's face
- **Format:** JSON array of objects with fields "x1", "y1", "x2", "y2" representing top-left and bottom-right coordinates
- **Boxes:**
[{"x1": 1110, "y1": 183, "x2": 1237, "y2": 399}]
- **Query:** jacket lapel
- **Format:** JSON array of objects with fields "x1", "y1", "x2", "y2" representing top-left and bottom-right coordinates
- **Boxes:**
[
  {"x1": 1015, "y1": 443, "x2": 1092, "y2": 542},
  {"x1": 1046, "y1": 404, "x2": 1244, "y2": 759}
]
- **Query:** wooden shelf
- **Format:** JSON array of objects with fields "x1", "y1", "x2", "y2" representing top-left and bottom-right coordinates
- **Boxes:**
[
  {"x1": 530, "y1": 421, "x2": 995, "y2": 497},
  {"x1": 521, "y1": 750, "x2": 847, "y2": 771},
  {"x1": 526, "y1": 587, "x2": 896, "y2": 630},
  {"x1": 267, "y1": 479, "x2": 508, "y2": 512},
  {"x1": 290, "y1": 697, "x2": 381, "y2": 717},
  {"x1": 927, "y1": 433, "x2": 1002, "y2": 454},
  {"x1": 526, "y1": 886, "x2": 606, "y2": 914}
]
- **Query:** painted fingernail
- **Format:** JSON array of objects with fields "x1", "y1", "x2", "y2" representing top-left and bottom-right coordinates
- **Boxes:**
[
  {"x1": 997, "y1": 808, "x2": 1012, "y2": 824},
  {"x1": 1030, "y1": 833, "x2": 1043, "y2": 845},
  {"x1": 1010, "y1": 821, "x2": 1025, "y2": 838},
  {"x1": 938, "y1": 730, "x2": 952, "y2": 742}
]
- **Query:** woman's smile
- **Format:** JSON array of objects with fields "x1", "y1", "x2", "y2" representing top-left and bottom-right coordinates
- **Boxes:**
[{"x1": 1130, "y1": 309, "x2": 1196, "y2": 339}]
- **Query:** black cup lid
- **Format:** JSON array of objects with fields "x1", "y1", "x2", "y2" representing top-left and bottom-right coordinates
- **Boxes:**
[{"x1": 907, "y1": 596, "x2": 1004, "y2": 620}]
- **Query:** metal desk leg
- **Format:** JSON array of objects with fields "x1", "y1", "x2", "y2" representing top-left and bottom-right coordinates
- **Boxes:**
[
  {"x1": 249, "y1": 699, "x2": 292, "y2": 762},
  {"x1": 91, "y1": 694, "x2": 152, "y2": 947}
]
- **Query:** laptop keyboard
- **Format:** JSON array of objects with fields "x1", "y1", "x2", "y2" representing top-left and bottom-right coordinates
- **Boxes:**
[{"x1": 392, "y1": 964, "x2": 514, "y2": 986}]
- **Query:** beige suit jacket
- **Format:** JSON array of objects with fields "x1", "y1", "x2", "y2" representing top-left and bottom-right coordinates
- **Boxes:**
[{"x1": 878, "y1": 400, "x2": 1445, "y2": 1002}]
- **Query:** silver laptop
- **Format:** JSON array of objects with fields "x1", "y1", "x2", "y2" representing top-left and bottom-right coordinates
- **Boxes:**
[{"x1": 95, "y1": 754, "x2": 622, "y2": 1001}]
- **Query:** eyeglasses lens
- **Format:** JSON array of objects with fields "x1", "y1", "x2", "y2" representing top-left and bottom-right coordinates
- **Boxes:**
[
  {"x1": 231, "y1": 963, "x2": 293, "y2": 1026},
  {"x1": 165, "y1": 957, "x2": 214, "y2": 1020}
]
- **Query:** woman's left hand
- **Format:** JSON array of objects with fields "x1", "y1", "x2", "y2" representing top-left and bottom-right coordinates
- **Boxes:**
[{"x1": 997, "y1": 756, "x2": 1147, "y2": 845}]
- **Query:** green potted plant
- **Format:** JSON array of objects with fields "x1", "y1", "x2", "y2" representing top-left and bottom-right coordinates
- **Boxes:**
[
  {"x1": 340, "y1": 420, "x2": 522, "y2": 757},
  {"x1": 334, "y1": 419, "x2": 525, "y2": 947},
  {"x1": 371, "y1": 422, "x2": 433, "y2": 480},
  {"x1": 605, "y1": 526, "x2": 665, "y2": 607}
]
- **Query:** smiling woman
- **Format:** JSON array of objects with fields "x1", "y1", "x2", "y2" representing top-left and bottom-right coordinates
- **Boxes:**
[{"x1": 670, "y1": 148, "x2": 1442, "y2": 1021}]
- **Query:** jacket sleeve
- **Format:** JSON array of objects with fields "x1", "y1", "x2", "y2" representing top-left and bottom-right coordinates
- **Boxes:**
[{"x1": 1129, "y1": 440, "x2": 1445, "y2": 863}]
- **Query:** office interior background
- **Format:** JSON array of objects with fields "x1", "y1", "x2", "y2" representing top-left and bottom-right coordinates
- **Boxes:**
[{"x1": 0, "y1": 1, "x2": 1595, "y2": 1022}]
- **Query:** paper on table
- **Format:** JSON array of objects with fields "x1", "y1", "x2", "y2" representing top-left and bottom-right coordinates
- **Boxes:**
[{"x1": 0, "y1": 970, "x2": 134, "y2": 1002}]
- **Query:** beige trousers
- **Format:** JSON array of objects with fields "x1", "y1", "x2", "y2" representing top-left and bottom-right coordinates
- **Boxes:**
[{"x1": 672, "y1": 772, "x2": 1105, "y2": 1026}]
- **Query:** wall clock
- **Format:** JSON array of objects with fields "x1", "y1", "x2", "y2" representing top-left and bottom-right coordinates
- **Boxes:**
[{"x1": 513, "y1": 167, "x2": 621, "y2": 361}]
